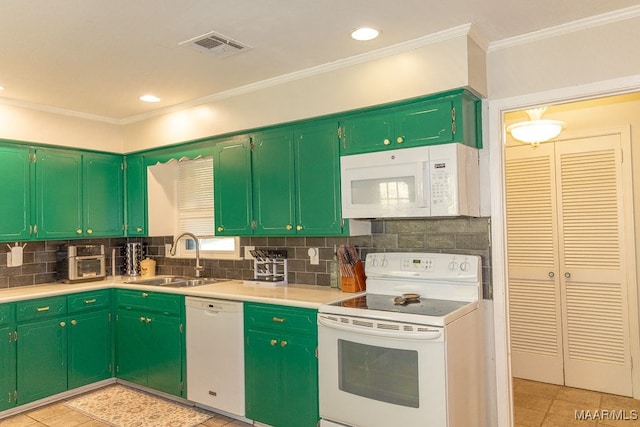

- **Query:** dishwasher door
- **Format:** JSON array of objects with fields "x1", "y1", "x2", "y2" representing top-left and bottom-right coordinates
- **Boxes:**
[{"x1": 186, "y1": 296, "x2": 245, "y2": 417}]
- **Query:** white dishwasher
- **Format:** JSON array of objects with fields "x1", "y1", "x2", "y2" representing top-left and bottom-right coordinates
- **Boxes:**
[{"x1": 186, "y1": 296, "x2": 245, "y2": 417}]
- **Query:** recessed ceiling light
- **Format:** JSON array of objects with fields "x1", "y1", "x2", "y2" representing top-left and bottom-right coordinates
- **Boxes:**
[
  {"x1": 351, "y1": 27, "x2": 380, "y2": 41},
  {"x1": 139, "y1": 94, "x2": 160, "y2": 103},
  {"x1": 0, "y1": 86, "x2": 4, "y2": 91}
]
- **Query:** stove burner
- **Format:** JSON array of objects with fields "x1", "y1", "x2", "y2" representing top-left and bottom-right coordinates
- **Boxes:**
[{"x1": 393, "y1": 293, "x2": 421, "y2": 306}]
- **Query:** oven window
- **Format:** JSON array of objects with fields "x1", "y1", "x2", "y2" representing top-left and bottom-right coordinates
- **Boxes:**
[
  {"x1": 77, "y1": 259, "x2": 101, "y2": 277},
  {"x1": 338, "y1": 339, "x2": 419, "y2": 408},
  {"x1": 350, "y1": 176, "x2": 415, "y2": 206}
]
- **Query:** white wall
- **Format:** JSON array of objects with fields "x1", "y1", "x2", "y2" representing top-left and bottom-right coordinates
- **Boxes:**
[
  {"x1": 487, "y1": 16, "x2": 640, "y2": 99},
  {"x1": 0, "y1": 103, "x2": 122, "y2": 152}
]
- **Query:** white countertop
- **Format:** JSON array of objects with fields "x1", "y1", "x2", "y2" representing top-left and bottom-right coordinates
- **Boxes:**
[{"x1": 0, "y1": 276, "x2": 355, "y2": 309}]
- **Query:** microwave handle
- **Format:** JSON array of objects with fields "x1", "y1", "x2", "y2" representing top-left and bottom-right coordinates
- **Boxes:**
[{"x1": 415, "y1": 161, "x2": 430, "y2": 208}]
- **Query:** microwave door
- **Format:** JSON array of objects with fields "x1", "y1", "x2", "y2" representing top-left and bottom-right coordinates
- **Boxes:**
[{"x1": 341, "y1": 161, "x2": 430, "y2": 218}]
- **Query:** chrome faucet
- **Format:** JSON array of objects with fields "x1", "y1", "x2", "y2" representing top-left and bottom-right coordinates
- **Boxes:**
[{"x1": 170, "y1": 232, "x2": 204, "y2": 278}]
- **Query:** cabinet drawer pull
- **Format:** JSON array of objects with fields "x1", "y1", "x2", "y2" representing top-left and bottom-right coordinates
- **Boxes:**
[
  {"x1": 76, "y1": 229, "x2": 83, "y2": 234},
  {"x1": 280, "y1": 340, "x2": 288, "y2": 348},
  {"x1": 383, "y1": 138, "x2": 391, "y2": 145},
  {"x1": 140, "y1": 316, "x2": 146, "y2": 322},
  {"x1": 71, "y1": 319, "x2": 77, "y2": 326},
  {"x1": 59, "y1": 321, "x2": 66, "y2": 327},
  {"x1": 136, "y1": 227, "x2": 143, "y2": 233},
  {"x1": 272, "y1": 317, "x2": 286, "y2": 323},
  {"x1": 84, "y1": 299, "x2": 97, "y2": 304},
  {"x1": 145, "y1": 317, "x2": 152, "y2": 324},
  {"x1": 141, "y1": 292, "x2": 149, "y2": 298},
  {"x1": 36, "y1": 306, "x2": 50, "y2": 312},
  {"x1": 270, "y1": 339, "x2": 278, "y2": 346}
]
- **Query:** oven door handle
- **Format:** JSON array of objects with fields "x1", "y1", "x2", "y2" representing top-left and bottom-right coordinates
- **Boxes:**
[{"x1": 318, "y1": 315, "x2": 443, "y2": 340}]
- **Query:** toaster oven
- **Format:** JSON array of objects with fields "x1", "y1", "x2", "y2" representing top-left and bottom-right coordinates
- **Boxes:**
[{"x1": 56, "y1": 244, "x2": 106, "y2": 283}]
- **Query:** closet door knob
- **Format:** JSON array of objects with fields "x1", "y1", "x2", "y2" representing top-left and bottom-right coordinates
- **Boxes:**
[
  {"x1": 548, "y1": 272, "x2": 555, "y2": 278},
  {"x1": 564, "y1": 272, "x2": 571, "y2": 278}
]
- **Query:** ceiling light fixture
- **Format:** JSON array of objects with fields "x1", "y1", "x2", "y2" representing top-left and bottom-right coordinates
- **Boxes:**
[
  {"x1": 139, "y1": 94, "x2": 160, "y2": 103},
  {"x1": 507, "y1": 107, "x2": 565, "y2": 148},
  {"x1": 351, "y1": 27, "x2": 380, "y2": 41}
]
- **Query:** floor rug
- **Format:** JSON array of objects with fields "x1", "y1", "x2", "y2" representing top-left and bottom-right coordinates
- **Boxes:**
[{"x1": 64, "y1": 385, "x2": 213, "y2": 427}]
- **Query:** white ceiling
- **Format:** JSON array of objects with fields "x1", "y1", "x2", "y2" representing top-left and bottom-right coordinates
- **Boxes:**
[{"x1": 0, "y1": 1, "x2": 638, "y2": 121}]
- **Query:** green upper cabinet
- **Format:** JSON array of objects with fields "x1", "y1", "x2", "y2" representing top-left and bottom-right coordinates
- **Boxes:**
[
  {"x1": 339, "y1": 90, "x2": 481, "y2": 155},
  {"x1": 252, "y1": 128, "x2": 296, "y2": 235},
  {"x1": 125, "y1": 154, "x2": 147, "y2": 236},
  {"x1": 213, "y1": 135, "x2": 254, "y2": 236},
  {"x1": 0, "y1": 144, "x2": 31, "y2": 241},
  {"x1": 0, "y1": 143, "x2": 125, "y2": 242},
  {"x1": 294, "y1": 121, "x2": 343, "y2": 235},
  {"x1": 213, "y1": 121, "x2": 346, "y2": 237},
  {"x1": 83, "y1": 152, "x2": 124, "y2": 237}
]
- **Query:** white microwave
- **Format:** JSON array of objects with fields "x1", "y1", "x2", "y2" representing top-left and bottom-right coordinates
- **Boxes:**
[{"x1": 340, "y1": 143, "x2": 479, "y2": 218}]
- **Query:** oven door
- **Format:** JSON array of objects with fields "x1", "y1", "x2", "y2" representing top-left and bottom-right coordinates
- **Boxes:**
[{"x1": 318, "y1": 313, "x2": 447, "y2": 427}]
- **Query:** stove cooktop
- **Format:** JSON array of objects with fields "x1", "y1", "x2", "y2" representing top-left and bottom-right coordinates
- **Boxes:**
[{"x1": 330, "y1": 293, "x2": 469, "y2": 317}]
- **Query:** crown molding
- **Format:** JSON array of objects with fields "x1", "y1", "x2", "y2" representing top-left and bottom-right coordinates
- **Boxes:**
[
  {"x1": 488, "y1": 5, "x2": 640, "y2": 52},
  {"x1": 0, "y1": 96, "x2": 121, "y2": 125}
]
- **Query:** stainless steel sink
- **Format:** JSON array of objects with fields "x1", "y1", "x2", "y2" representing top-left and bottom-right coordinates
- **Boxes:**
[{"x1": 124, "y1": 276, "x2": 229, "y2": 287}]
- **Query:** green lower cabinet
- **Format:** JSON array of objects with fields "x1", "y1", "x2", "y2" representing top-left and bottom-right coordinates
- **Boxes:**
[
  {"x1": 115, "y1": 291, "x2": 185, "y2": 397},
  {"x1": 244, "y1": 303, "x2": 319, "y2": 427},
  {"x1": 17, "y1": 316, "x2": 68, "y2": 404},
  {"x1": 0, "y1": 303, "x2": 16, "y2": 411}
]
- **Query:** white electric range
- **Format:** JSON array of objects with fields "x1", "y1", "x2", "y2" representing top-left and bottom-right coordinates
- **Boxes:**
[{"x1": 317, "y1": 252, "x2": 486, "y2": 427}]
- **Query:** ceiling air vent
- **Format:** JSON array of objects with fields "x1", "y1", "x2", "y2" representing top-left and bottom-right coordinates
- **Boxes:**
[{"x1": 180, "y1": 30, "x2": 250, "y2": 58}]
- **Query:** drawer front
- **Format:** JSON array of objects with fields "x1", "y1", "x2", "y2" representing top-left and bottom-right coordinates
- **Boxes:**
[
  {"x1": 116, "y1": 290, "x2": 182, "y2": 315},
  {"x1": 245, "y1": 302, "x2": 316, "y2": 335},
  {"x1": 0, "y1": 303, "x2": 15, "y2": 325},
  {"x1": 68, "y1": 289, "x2": 112, "y2": 313},
  {"x1": 17, "y1": 296, "x2": 67, "y2": 322}
]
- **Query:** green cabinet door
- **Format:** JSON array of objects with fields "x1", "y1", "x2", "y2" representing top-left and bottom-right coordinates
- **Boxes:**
[
  {"x1": 83, "y1": 153, "x2": 124, "y2": 237},
  {"x1": 0, "y1": 303, "x2": 16, "y2": 411},
  {"x1": 396, "y1": 98, "x2": 455, "y2": 147},
  {"x1": 0, "y1": 324, "x2": 16, "y2": 411},
  {"x1": 16, "y1": 317, "x2": 67, "y2": 404},
  {"x1": 339, "y1": 110, "x2": 394, "y2": 155},
  {"x1": 68, "y1": 309, "x2": 112, "y2": 389},
  {"x1": 213, "y1": 136, "x2": 253, "y2": 236},
  {"x1": 0, "y1": 145, "x2": 31, "y2": 241},
  {"x1": 146, "y1": 312, "x2": 183, "y2": 396},
  {"x1": 245, "y1": 329, "x2": 281, "y2": 426},
  {"x1": 294, "y1": 121, "x2": 343, "y2": 235},
  {"x1": 125, "y1": 155, "x2": 147, "y2": 236},
  {"x1": 280, "y1": 333, "x2": 319, "y2": 427},
  {"x1": 34, "y1": 148, "x2": 83, "y2": 239},
  {"x1": 115, "y1": 308, "x2": 148, "y2": 386},
  {"x1": 252, "y1": 128, "x2": 296, "y2": 235}
]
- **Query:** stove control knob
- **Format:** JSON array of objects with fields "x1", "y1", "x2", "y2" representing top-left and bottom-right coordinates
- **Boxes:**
[
  {"x1": 370, "y1": 257, "x2": 378, "y2": 267},
  {"x1": 460, "y1": 261, "x2": 471, "y2": 272},
  {"x1": 448, "y1": 260, "x2": 459, "y2": 271},
  {"x1": 381, "y1": 257, "x2": 389, "y2": 268}
]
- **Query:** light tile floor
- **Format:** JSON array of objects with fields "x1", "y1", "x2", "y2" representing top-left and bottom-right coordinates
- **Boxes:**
[
  {"x1": 514, "y1": 378, "x2": 640, "y2": 427},
  {"x1": 0, "y1": 392, "x2": 252, "y2": 427}
]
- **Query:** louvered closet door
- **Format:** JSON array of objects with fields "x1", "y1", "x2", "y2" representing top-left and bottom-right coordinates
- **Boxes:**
[
  {"x1": 556, "y1": 134, "x2": 632, "y2": 396},
  {"x1": 506, "y1": 143, "x2": 564, "y2": 385}
]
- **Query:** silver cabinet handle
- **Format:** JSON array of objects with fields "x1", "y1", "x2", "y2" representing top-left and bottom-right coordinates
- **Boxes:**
[{"x1": 548, "y1": 272, "x2": 555, "y2": 278}]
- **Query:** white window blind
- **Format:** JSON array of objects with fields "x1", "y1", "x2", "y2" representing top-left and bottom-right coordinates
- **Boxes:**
[{"x1": 177, "y1": 157, "x2": 214, "y2": 236}]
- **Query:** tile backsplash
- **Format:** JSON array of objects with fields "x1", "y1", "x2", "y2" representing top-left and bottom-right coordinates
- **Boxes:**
[{"x1": 0, "y1": 217, "x2": 492, "y2": 299}]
